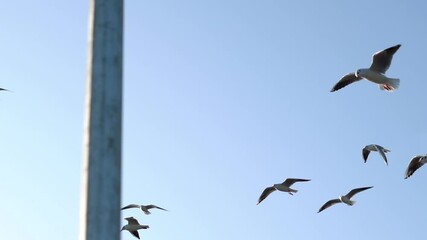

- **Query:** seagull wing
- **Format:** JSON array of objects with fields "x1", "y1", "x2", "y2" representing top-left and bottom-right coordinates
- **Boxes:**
[
  {"x1": 145, "y1": 204, "x2": 168, "y2": 211},
  {"x1": 318, "y1": 199, "x2": 341, "y2": 213},
  {"x1": 376, "y1": 145, "x2": 389, "y2": 165},
  {"x1": 330, "y1": 73, "x2": 363, "y2": 92},
  {"x1": 121, "y1": 204, "x2": 141, "y2": 210},
  {"x1": 129, "y1": 230, "x2": 140, "y2": 239},
  {"x1": 345, "y1": 186, "x2": 373, "y2": 199},
  {"x1": 362, "y1": 146, "x2": 371, "y2": 162},
  {"x1": 369, "y1": 44, "x2": 401, "y2": 73},
  {"x1": 282, "y1": 178, "x2": 311, "y2": 187},
  {"x1": 257, "y1": 186, "x2": 276, "y2": 205},
  {"x1": 125, "y1": 217, "x2": 140, "y2": 226},
  {"x1": 405, "y1": 155, "x2": 427, "y2": 179}
]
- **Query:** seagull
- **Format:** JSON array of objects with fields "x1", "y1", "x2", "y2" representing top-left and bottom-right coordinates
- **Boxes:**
[
  {"x1": 331, "y1": 44, "x2": 401, "y2": 92},
  {"x1": 121, "y1": 217, "x2": 149, "y2": 239},
  {"x1": 404, "y1": 155, "x2": 427, "y2": 179},
  {"x1": 318, "y1": 186, "x2": 373, "y2": 213},
  {"x1": 257, "y1": 178, "x2": 311, "y2": 205},
  {"x1": 363, "y1": 144, "x2": 390, "y2": 165},
  {"x1": 121, "y1": 204, "x2": 168, "y2": 215}
]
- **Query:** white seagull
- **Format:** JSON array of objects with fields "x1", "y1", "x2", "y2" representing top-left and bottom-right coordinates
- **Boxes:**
[
  {"x1": 363, "y1": 144, "x2": 390, "y2": 165},
  {"x1": 121, "y1": 217, "x2": 149, "y2": 239},
  {"x1": 257, "y1": 178, "x2": 311, "y2": 205},
  {"x1": 121, "y1": 204, "x2": 168, "y2": 215},
  {"x1": 318, "y1": 186, "x2": 373, "y2": 213},
  {"x1": 404, "y1": 155, "x2": 427, "y2": 179},
  {"x1": 331, "y1": 44, "x2": 401, "y2": 92}
]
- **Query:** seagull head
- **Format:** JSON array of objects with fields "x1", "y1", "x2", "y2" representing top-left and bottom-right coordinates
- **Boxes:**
[
  {"x1": 355, "y1": 68, "x2": 369, "y2": 78},
  {"x1": 355, "y1": 69, "x2": 361, "y2": 78}
]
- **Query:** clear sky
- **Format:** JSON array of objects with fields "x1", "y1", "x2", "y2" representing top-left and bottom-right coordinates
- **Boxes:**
[{"x1": 1, "y1": 1, "x2": 427, "y2": 240}]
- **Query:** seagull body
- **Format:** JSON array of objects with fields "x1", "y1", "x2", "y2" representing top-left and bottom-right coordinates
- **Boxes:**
[
  {"x1": 404, "y1": 155, "x2": 427, "y2": 179},
  {"x1": 121, "y1": 204, "x2": 168, "y2": 215},
  {"x1": 121, "y1": 217, "x2": 149, "y2": 239},
  {"x1": 318, "y1": 186, "x2": 373, "y2": 213},
  {"x1": 257, "y1": 178, "x2": 310, "y2": 205},
  {"x1": 331, "y1": 44, "x2": 401, "y2": 92},
  {"x1": 363, "y1": 144, "x2": 390, "y2": 165}
]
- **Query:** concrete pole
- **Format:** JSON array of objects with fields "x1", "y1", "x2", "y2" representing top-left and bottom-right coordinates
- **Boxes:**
[{"x1": 79, "y1": 0, "x2": 123, "y2": 240}]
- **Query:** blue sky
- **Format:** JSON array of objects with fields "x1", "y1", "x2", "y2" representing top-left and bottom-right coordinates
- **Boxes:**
[{"x1": 1, "y1": 1, "x2": 427, "y2": 239}]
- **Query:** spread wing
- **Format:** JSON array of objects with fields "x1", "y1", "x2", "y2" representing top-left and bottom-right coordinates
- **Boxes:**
[
  {"x1": 376, "y1": 146, "x2": 389, "y2": 165},
  {"x1": 145, "y1": 205, "x2": 168, "y2": 211},
  {"x1": 125, "y1": 217, "x2": 140, "y2": 225},
  {"x1": 362, "y1": 147, "x2": 371, "y2": 162},
  {"x1": 282, "y1": 178, "x2": 311, "y2": 187},
  {"x1": 129, "y1": 230, "x2": 140, "y2": 239},
  {"x1": 318, "y1": 199, "x2": 341, "y2": 213},
  {"x1": 345, "y1": 186, "x2": 373, "y2": 199},
  {"x1": 257, "y1": 186, "x2": 276, "y2": 205},
  {"x1": 121, "y1": 204, "x2": 141, "y2": 210},
  {"x1": 405, "y1": 156, "x2": 427, "y2": 179},
  {"x1": 369, "y1": 44, "x2": 401, "y2": 73},
  {"x1": 330, "y1": 73, "x2": 363, "y2": 92}
]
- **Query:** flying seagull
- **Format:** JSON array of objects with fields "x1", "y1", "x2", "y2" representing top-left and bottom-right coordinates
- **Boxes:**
[
  {"x1": 257, "y1": 178, "x2": 311, "y2": 205},
  {"x1": 331, "y1": 44, "x2": 401, "y2": 92},
  {"x1": 121, "y1": 217, "x2": 149, "y2": 239},
  {"x1": 363, "y1": 144, "x2": 390, "y2": 165},
  {"x1": 121, "y1": 204, "x2": 168, "y2": 215},
  {"x1": 318, "y1": 186, "x2": 373, "y2": 213},
  {"x1": 404, "y1": 155, "x2": 427, "y2": 179}
]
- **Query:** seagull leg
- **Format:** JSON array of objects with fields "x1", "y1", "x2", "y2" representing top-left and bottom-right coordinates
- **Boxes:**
[
  {"x1": 288, "y1": 192, "x2": 294, "y2": 196},
  {"x1": 383, "y1": 84, "x2": 393, "y2": 91}
]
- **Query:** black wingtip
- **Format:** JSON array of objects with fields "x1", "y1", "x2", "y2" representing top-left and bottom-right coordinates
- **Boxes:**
[
  {"x1": 390, "y1": 44, "x2": 401, "y2": 49},
  {"x1": 330, "y1": 83, "x2": 345, "y2": 92},
  {"x1": 385, "y1": 44, "x2": 401, "y2": 54}
]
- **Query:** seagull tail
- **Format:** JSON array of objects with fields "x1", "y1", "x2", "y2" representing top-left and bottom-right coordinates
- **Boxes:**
[
  {"x1": 379, "y1": 78, "x2": 400, "y2": 91},
  {"x1": 348, "y1": 200, "x2": 356, "y2": 206}
]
